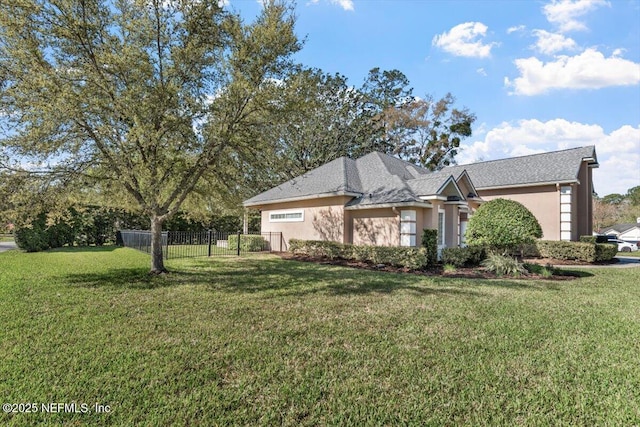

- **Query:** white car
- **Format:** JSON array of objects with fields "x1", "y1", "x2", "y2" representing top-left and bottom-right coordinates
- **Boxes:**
[{"x1": 613, "y1": 240, "x2": 638, "y2": 252}]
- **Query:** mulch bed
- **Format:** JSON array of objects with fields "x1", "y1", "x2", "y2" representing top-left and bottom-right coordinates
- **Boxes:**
[{"x1": 279, "y1": 253, "x2": 605, "y2": 281}]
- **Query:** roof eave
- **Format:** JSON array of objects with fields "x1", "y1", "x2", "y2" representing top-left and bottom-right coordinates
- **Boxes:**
[
  {"x1": 477, "y1": 180, "x2": 578, "y2": 191},
  {"x1": 243, "y1": 191, "x2": 361, "y2": 207},
  {"x1": 345, "y1": 201, "x2": 433, "y2": 210}
]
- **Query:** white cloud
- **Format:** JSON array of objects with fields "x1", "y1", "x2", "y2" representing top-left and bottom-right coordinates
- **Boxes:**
[
  {"x1": 476, "y1": 68, "x2": 487, "y2": 76},
  {"x1": 507, "y1": 25, "x2": 526, "y2": 34},
  {"x1": 543, "y1": 0, "x2": 610, "y2": 33},
  {"x1": 457, "y1": 119, "x2": 640, "y2": 195},
  {"x1": 432, "y1": 22, "x2": 497, "y2": 58},
  {"x1": 308, "y1": 0, "x2": 354, "y2": 11},
  {"x1": 505, "y1": 48, "x2": 640, "y2": 95},
  {"x1": 531, "y1": 30, "x2": 577, "y2": 54}
]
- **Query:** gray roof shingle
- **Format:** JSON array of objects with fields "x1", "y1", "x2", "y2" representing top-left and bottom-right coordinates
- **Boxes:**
[
  {"x1": 243, "y1": 157, "x2": 362, "y2": 206},
  {"x1": 442, "y1": 146, "x2": 597, "y2": 189},
  {"x1": 243, "y1": 146, "x2": 598, "y2": 207}
]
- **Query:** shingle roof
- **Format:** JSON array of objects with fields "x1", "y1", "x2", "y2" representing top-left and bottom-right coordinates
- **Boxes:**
[
  {"x1": 442, "y1": 146, "x2": 597, "y2": 189},
  {"x1": 243, "y1": 146, "x2": 598, "y2": 207},
  {"x1": 244, "y1": 151, "x2": 445, "y2": 207},
  {"x1": 602, "y1": 223, "x2": 640, "y2": 234},
  {"x1": 243, "y1": 157, "x2": 362, "y2": 206}
]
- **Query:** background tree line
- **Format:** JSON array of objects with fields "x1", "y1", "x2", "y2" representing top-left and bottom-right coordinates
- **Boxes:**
[{"x1": 593, "y1": 186, "x2": 640, "y2": 231}]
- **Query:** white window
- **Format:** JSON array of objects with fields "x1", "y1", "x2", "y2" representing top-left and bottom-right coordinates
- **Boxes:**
[
  {"x1": 437, "y1": 210, "x2": 445, "y2": 247},
  {"x1": 269, "y1": 210, "x2": 304, "y2": 223},
  {"x1": 400, "y1": 210, "x2": 417, "y2": 247}
]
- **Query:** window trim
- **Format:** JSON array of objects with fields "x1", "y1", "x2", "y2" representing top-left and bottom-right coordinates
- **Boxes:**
[
  {"x1": 269, "y1": 209, "x2": 304, "y2": 223},
  {"x1": 437, "y1": 208, "x2": 446, "y2": 247},
  {"x1": 400, "y1": 210, "x2": 417, "y2": 247}
]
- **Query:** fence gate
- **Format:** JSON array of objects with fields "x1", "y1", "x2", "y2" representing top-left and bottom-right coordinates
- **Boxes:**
[{"x1": 118, "y1": 230, "x2": 283, "y2": 259}]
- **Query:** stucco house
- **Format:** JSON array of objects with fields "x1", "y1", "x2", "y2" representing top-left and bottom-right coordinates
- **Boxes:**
[{"x1": 243, "y1": 146, "x2": 598, "y2": 250}]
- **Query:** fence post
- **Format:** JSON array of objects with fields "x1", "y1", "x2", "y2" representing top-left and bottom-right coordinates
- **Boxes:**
[
  {"x1": 165, "y1": 231, "x2": 170, "y2": 260},
  {"x1": 208, "y1": 229, "x2": 212, "y2": 257},
  {"x1": 236, "y1": 230, "x2": 241, "y2": 256}
]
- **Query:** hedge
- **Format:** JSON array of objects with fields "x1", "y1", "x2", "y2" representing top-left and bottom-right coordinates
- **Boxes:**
[
  {"x1": 441, "y1": 246, "x2": 486, "y2": 267},
  {"x1": 536, "y1": 240, "x2": 617, "y2": 262},
  {"x1": 228, "y1": 234, "x2": 267, "y2": 252},
  {"x1": 421, "y1": 229, "x2": 438, "y2": 267},
  {"x1": 289, "y1": 239, "x2": 429, "y2": 270}
]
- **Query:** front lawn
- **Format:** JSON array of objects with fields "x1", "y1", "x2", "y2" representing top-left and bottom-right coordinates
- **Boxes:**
[
  {"x1": 1, "y1": 248, "x2": 638, "y2": 425},
  {"x1": 618, "y1": 250, "x2": 640, "y2": 257}
]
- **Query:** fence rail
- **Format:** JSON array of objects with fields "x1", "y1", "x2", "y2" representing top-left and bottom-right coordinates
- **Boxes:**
[{"x1": 118, "y1": 230, "x2": 283, "y2": 259}]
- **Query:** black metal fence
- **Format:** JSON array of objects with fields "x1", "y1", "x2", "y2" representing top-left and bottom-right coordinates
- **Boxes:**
[{"x1": 118, "y1": 230, "x2": 284, "y2": 259}]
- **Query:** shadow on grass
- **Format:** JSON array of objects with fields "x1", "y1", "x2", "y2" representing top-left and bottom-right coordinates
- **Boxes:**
[
  {"x1": 48, "y1": 245, "x2": 119, "y2": 253},
  {"x1": 63, "y1": 256, "x2": 569, "y2": 297},
  {"x1": 555, "y1": 269, "x2": 595, "y2": 278},
  {"x1": 65, "y1": 267, "x2": 170, "y2": 290}
]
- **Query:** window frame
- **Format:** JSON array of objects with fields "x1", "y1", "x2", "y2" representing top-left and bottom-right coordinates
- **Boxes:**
[{"x1": 268, "y1": 209, "x2": 305, "y2": 223}]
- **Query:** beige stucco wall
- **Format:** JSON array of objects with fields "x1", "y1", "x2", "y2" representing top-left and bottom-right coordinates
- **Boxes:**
[
  {"x1": 349, "y1": 208, "x2": 400, "y2": 246},
  {"x1": 576, "y1": 162, "x2": 594, "y2": 238},
  {"x1": 256, "y1": 196, "x2": 353, "y2": 248},
  {"x1": 478, "y1": 185, "x2": 560, "y2": 240}
]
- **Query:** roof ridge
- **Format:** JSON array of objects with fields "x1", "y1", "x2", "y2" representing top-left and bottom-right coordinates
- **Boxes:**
[
  {"x1": 457, "y1": 145, "x2": 595, "y2": 167},
  {"x1": 360, "y1": 151, "x2": 431, "y2": 177}
]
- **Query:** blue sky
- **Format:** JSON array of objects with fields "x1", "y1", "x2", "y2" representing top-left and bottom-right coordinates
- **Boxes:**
[{"x1": 228, "y1": 0, "x2": 640, "y2": 196}]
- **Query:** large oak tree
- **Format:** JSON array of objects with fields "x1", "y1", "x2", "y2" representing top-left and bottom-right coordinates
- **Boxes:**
[{"x1": 0, "y1": 0, "x2": 300, "y2": 272}]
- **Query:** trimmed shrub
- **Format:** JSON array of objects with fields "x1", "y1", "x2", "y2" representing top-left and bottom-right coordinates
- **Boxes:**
[
  {"x1": 288, "y1": 239, "x2": 429, "y2": 270},
  {"x1": 595, "y1": 243, "x2": 618, "y2": 262},
  {"x1": 518, "y1": 243, "x2": 540, "y2": 258},
  {"x1": 421, "y1": 229, "x2": 438, "y2": 267},
  {"x1": 579, "y1": 235, "x2": 597, "y2": 244},
  {"x1": 289, "y1": 239, "x2": 345, "y2": 259},
  {"x1": 536, "y1": 240, "x2": 617, "y2": 263},
  {"x1": 481, "y1": 253, "x2": 526, "y2": 277},
  {"x1": 228, "y1": 234, "x2": 267, "y2": 252},
  {"x1": 537, "y1": 240, "x2": 595, "y2": 262},
  {"x1": 441, "y1": 246, "x2": 486, "y2": 267},
  {"x1": 466, "y1": 198, "x2": 542, "y2": 252}
]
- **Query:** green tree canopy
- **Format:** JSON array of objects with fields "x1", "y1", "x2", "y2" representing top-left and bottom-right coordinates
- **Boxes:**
[{"x1": 0, "y1": 0, "x2": 300, "y2": 272}]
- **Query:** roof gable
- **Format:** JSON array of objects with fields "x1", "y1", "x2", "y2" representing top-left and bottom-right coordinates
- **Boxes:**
[{"x1": 442, "y1": 146, "x2": 597, "y2": 189}]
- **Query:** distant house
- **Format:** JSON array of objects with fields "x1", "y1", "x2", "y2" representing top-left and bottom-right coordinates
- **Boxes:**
[
  {"x1": 243, "y1": 146, "x2": 598, "y2": 250},
  {"x1": 601, "y1": 220, "x2": 640, "y2": 243}
]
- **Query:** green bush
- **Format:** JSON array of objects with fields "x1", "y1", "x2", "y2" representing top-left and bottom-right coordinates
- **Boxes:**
[
  {"x1": 441, "y1": 246, "x2": 486, "y2": 267},
  {"x1": 289, "y1": 239, "x2": 429, "y2": 270},
  {"x1": 289, "y1": 239, "x2": 345, "y2": 259},
  {"x1": 466, "y1": 199, "x2": 542, "y2": 252},
  {"x1": 421, "y1": 229, "x2": 438, "y2": 267},
  {"x1": 14, "y1": 214, "x2": 50, "y2": 252},
  {"x1": 579, "y1": 235, "x2": 597, "y2": 244},
  {"x1": 481, "y1": 253, "x2": 526, "y2": 277},
  {"x1": 536, "y1": 240, "x2": 617, "y2": 263},
  {"x1": 228, "y1": 234, "x2": 267, "y2": 252},
  {"x1": 595, "y1": 243, "x2": 618, "y2": 261}
]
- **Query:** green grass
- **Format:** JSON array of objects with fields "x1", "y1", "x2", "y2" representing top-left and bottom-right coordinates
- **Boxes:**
[
  {"x1": 1, "y1": 248, "x2": 639, "y2": 425},
  {"x1": 618, "y1": 250, "x2": 640, "y2": 257}
]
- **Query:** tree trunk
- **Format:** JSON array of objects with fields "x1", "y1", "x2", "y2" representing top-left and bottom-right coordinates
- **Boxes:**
[{"x1": 150, "y1": 215, "x2": 167, "y2": 274}]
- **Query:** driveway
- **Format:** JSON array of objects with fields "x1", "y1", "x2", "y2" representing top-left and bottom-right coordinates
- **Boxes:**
[
  {"x1": 555, "y1": 255, "x2": 640, "y2": 269},
  {"x1": 0, "y1": 240, "x2": 17, "y2": 253}
]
